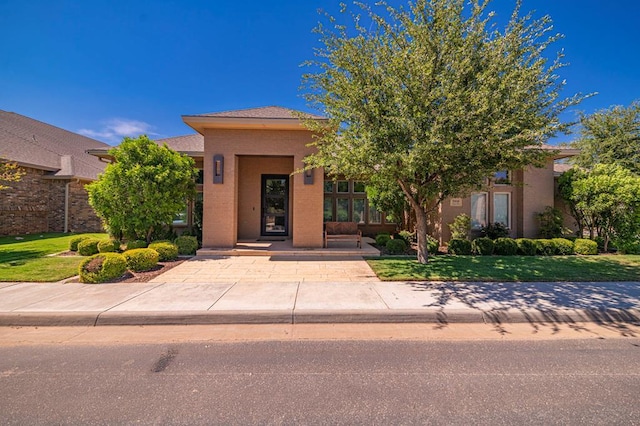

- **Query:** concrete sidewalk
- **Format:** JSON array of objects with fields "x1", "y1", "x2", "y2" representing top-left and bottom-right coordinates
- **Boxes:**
[{"x1": 0, "y1": 279, "x2": 638, "y2": 327}]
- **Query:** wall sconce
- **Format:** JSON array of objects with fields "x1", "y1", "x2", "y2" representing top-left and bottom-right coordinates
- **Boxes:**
[
  {"x1": 213, "y1": 154, "x2": 224, "y2": 184},
  {"x1": 303, "y1": 166, "x2": 314, "y2": 185}
]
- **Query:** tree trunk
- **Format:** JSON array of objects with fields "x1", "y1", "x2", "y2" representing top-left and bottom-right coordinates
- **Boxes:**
[{"x1": 414, "y1": 206, "x2": 429, "y2": 264}]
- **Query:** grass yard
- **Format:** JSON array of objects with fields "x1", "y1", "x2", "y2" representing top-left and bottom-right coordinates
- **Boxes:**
[
  {"x1": 0, "y1": 233, "x2": 107, "y2": 282},
  {"x1": 366, "y1": 255, "x2": 640, "y2": 282}
]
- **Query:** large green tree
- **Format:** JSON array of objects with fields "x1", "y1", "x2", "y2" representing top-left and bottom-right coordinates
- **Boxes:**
[
  {"x1": 87, "y1": 136, "x2": 197, "y2": 242},
  {"x1": 302, "y1": 0, "x2": 581, "y2": 263},
  {"x1": 570, "y1": 100, "x2": 640, "y2": 174}
]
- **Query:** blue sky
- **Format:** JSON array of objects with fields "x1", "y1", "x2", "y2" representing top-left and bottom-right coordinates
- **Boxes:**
[{"x1": 1, "y1": 0, "x2": 638, "y2": 145}]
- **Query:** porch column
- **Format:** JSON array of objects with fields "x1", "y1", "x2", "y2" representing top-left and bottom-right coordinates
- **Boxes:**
[
  {"x1": 292, "y1": 155, "x2": 323, "y2": 248},
  {"x1": 202, "y1": 151, "x2": 238, "y2": 248}
]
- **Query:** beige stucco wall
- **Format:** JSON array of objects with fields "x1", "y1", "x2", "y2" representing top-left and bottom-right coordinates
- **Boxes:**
[
  {"x1": 202, "y1": 128, "x2": 323, "y2": 248},
  {"x1": 520, "y1": 159, "x2": 555, "y2": 238}
]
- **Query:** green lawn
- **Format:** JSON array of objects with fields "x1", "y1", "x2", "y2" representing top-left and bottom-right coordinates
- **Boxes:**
[
  {"x1": 0, "y1": 233, "x2": 107, "y2": 282},
  {"x1": 366, "y1": 255, "x2": 640, "y2": 282}
]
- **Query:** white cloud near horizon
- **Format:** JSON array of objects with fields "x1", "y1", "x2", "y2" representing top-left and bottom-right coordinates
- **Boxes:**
[{"x1": 78, "y1": 118, "x2": 158, "y2": 144}]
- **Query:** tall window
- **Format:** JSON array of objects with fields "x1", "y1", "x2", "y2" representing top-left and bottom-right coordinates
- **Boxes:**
[
  {"x1": 470, "y1": 192, "x2": 487, "y2": 229},
  {"x1": 493, "y1": 193, "x2": 511, "y2": 228}
]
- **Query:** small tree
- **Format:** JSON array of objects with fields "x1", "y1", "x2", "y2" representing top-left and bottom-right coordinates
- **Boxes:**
[
  {"x1": 87, "y1": 135, "x2": 197, "y2": 243},
  {"x1": 448, "y1": 214, "x2": 471, "y2": 240},
  {"x1": 536, "y1": 206, "x2": 566, "y2": 238},
  {"x1": 0, "y1": 158, "x2": 25, "y2": 190}
]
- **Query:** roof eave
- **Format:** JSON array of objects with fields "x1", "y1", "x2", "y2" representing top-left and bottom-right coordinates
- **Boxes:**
[{"x1": 181, "y1": 115, "x2": 327, "y2": 134}]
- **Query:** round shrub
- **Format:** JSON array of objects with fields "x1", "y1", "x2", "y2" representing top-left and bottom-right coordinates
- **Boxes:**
[
  {"x1": 551, "y1": 238, "x2": 574, "y2": 255},
  {"x1": 574, "y1": 238, "x2": 598, "y2": 255},
  {"x1": 427, "y1": 235, "x2": 439, "y2": 255},
  {"x1": 494, "y1": 238, "x2": 518, "y2": 256},
  {"x1": 174, "y1": 235, "x2": 198, "y2": 255},
  {"x1": 98, "y1": 239, "x2": 120, "y2": 253},
  {"x1": 385, "y1": 238, "x2": 407, "y2": 255},
  {"x1": 79, "y1": 253, "x2": 127, "y2": 283},
  {"x1": 123, "y1": 248, "x2": 159, "y2": 272},
  {"x1": 148, "y1": 242, "x2": 179, "y2": 261},
  {"x1": 77, "y1": 238, "x2": 101, "y2": 256},
  {"x1": 448, "y1": 238, "x2": 472, "y2": 255},
  {"x1": 536, "y1": 239, "x2": 555, "y2": 256},
  {"x1": 472, "y1": 237, "x2": 495, "y2": 256},
  {"x1": 69, "y1": 235, "x2": 91, "y2": 252},
  {"x1": 516, "y1": 238, "x2": 537, "y2": 256},
  {"x1": 125, "y1": 240, "x2": 147, "y2": 250},
  {"x1": 375, "y1": 233, "x2": 391, "y2": 247}
]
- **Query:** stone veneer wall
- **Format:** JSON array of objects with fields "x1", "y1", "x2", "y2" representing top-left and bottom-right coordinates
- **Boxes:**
[{"x1": 0, "y1": 166, "x2": 102, "y2": 235}]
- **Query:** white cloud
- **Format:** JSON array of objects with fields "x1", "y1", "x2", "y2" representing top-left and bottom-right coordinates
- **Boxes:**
[{"x1": 78, "y1": 118, "x2": 158, "y2": 144}]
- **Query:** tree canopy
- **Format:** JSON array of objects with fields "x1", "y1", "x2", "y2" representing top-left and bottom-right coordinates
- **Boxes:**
[
  {"x1": 302, "y1": 0, "x2": 581, "y2": 262},
  {"x1": 86, "y1": 135, "x2": 197, "y2": 242}
]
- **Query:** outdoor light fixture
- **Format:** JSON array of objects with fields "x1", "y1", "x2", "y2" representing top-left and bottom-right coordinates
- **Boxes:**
[
  {"x1": 213, "y1": 154, "x2": 224, "y2": 184},
  {"x1": 304, "y1": 164, "x2": 314, "y2": 185}
]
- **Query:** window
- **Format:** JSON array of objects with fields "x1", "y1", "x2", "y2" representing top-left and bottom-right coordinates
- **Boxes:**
[
  {"x1": 324, "y1": 181, "x2": 334, "y2": 193},
  {"x1": 196, "y1": 169, "x2": 204, "y2": 185},
  {"x1": 336, "y1": 198, "x2": 349, "y2": 222},
  {"x1": 353, "y1": 181, "x2": 366, "y2": 193},
  {"x1": 173, "y1": 206, "x2": 188, "y2": 225},
  {"x1": 337, "y1": 180, "x2": 349, "y2": 193},
  {"x1": 368, "y1": 203, "x2": 382, "y2": 224},
  {"x1": 494, "y1": 193, "x2": 511, "y2": 228},
  {"x1": 352, "y1": 199, "x2": 366, "y2": 224},
  {"x1": 493, "y1": 170, "x2": 510, "y2": 185},
  {"x1": 470, "y1": 192, "x2": 487, "y2": 229},
  {"x1": 323, "y1": 198, "x2": 333, "y2": 222}
]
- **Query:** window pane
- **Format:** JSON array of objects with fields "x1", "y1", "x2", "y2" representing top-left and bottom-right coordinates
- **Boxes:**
[
  {"x1": 337, "y1": 181, "x2": 349, "y2": 193},
  {"x1": 323, "y1": 198, "x2": 333, "y2": 222},
  {"x1": 470, "y1": 193, "x2": 487, "y2": 229},
  {"x1": 336, "y1": 198, "x2": 349, "y2": 222},
  {"x1": 369, "y1": 203, "x2": 382, "y2": 224},
  {"x1": 494, "y1": 170, "x2": 510, "y2": 184},
  {"x1": 353, "y1": 199, "x2": 365, "y2": 224},
  {"x1": 324, "y1": 181, "x2": 334, "y2": 193},
  {"x1": 196, "y1": 169, "x2": 204, "y2": 184},
  {"x1": 173, "y1": 206, "x2": 188, "y2": 225},
  {"x1": 494, "y1": 193, "x2": 510, "y2": 227},
  {"x1": 353, "y1": 181, "x2": 366, "y2": 193}
]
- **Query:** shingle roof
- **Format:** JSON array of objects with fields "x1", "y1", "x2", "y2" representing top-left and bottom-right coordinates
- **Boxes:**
[
  {"x1": 0, "y1": 110, "x2": 109, "y2": 180},
  {"x1": 155, "y1": 134, "x2": 204, "y2": 154},
  {"x1": 189, "y1": 106, "x2": 325, "y2": 120}
]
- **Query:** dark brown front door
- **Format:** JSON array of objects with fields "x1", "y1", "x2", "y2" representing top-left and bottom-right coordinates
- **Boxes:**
[{"x1": 261, "y1": 175, "x2": 289, "y2": 236}]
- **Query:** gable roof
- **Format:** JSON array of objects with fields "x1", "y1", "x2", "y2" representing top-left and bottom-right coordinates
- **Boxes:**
[
  {"x1": 156, "y1": 134, "x2": 204, "y2": 156},
  {"x1": 190, "y1": 106, "x2": 325, "y2": 120},
  {"x1": 0, "y1": 110, "x2": 109, "y2": 180}
]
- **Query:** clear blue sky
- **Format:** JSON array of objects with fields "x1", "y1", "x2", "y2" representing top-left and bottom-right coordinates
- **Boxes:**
[{"x1": 1, "y1": 0, "x2": 638, "y2": 145}]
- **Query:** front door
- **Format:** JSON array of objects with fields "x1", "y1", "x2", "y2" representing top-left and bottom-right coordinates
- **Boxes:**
[{"x1": 261, "y1": 175, "x2": 289, "y2": 236}]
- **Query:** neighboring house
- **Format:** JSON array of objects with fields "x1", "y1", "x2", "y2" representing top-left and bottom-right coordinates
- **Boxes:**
[{"x1": 0, "y1": 110, "x2": 109, "y2": 235}]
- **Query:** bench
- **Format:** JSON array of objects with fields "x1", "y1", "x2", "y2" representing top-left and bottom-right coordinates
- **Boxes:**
[{"x1": 324, "y1": 222, "x2": 362, "y2": 249}]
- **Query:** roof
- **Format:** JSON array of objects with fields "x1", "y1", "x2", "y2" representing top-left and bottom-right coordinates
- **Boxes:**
[
  {"x1": 554, "y1": 162, "x2": 573, "y2": 176},
  {"x1": 182, "y1": 105, "x2": 327, "y2": 134},
  {"x1": 0, "y1": 110, "x2": 109, "y2": 180},
  {"x1": 155, "y1": 134, "x2": 204, "y2": 155},
  {"x1": 539, "y1": 144, "x2": 580, "y2": 160}
]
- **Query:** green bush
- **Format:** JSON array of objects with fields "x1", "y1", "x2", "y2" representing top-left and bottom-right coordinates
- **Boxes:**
[
  {"x1": 79, "y1": 253, "x2": 128, "y2": 283},
  {"x1": 427, "y1": 235, "x2": 439, "y2": 255},
  {"x1": 516, "y1": 238, "x2": 537, "y2": 256},
  {"x1": 551, "y1": 238, "x2": 574, "y2": 255},
  {"x1": 617, "y1": 240, "x2": 640, "y2": 255},
  {"x1": 574, "y1": 239, "x2": 598, "y2": 255},
  {"x1": 125, "y1": 240, "x2": 148, "y2": 250},
  {"x1": 536, "y1": 239, "x2": 555, "y2": 256},
  {"x1": 536, "y1": 206, "x2": 566, "y2": 238},
  {"x1": 385, "y1": 238, "x2": 407, "y2": 254},
  {"x1": 448, "y1": 213, "x2": 471, "y2": 240},
  {"x1": 494, "y1": 238, "x2": 518, "y2": 256},
  {"x1": 448, "y1": 239, "x2": 472, "y2": 255},
  {"x1": 148, "y1": 242, "x2": 179, "y2": 261},
  {"x1": 98, "y1": 239, "x2": 120, "y2": 253},
  {"x1": 481, "y1": 222, "x2": 510, "y2": 240},
  {"x1": 375, "y1": 233, "x2": 391, "y2": 247},
  {"x1": 396, "y1": 231, "x2": 414, "y2": 244},
  {"x1": 174, "y1": 235, "x2": 198, "y2": 255},
  {"x1": 69, "y1": 235, "x2": 91, "y2": 252},
  {"x1": 77, "y1": 238, "x2": 101, "y2": 256},
  {"x1": 123, "y1": 248, "x2": 159, "y2": 272},
  {"x1": 472, "y1": 237, "x2": 495, "y2": 255}
]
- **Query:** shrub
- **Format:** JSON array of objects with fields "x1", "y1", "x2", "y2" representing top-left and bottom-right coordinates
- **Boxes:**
[
  {"x1": 516, "y1": 238, "x2": 537, "y2": 256},
  {"x1": 535, "y1": 239, "x2": 555, "y2": 256},
  {"x1": 448, "y1": 213, "x2": 471, "y2": 240},
  {"x1": 494, "y1": 238, "x2": 518, "y2": 256},
  {"x1": 123, "y1": 248, "x2": 159, "y2": 272},
  {"x1": 375, "y1": 233, "x2": 391, "y2": 247},
  {"x1": 536, "y1": 206, "x2": 566, "y2": 238},
  {"x1": 69, "y1": 235, "x2": 91, "y2": 252},
  {"x1": 397, "y1": 230, "x2": 415, "y2": 244},
  {"x1": 125, "y1": 240, "x2": 148, "y2": 250},
  {"x1": 77, "y1": 238, "x2": 101, "y2": 256},
  {"x1": 481, "y1": 222, "x2": 510, "y2": 240},
  {"x1": 551, "y1": 238, "x2": 574, "y2": 255},
  {"x1": 427, "y1": 235, "x2": 439, "y2": 255},
  {"x1": 448, "y1": 238, "x2": 472, "y2": 255},
  {"x1": 385, "y1": 238, "x2": 407, "y2": 254},
  {"x1": 174, "y1": 235, "x2": 198, "y2": 255},
  {"x1": 79, "y1": 253, "x2": 127, "y2": 283},
  {"x1": 472, "y1": 237, "x2": 495, "y2": 255},
  {"x1": 148, "y1": 242, "x2": 179, "y2": 261},
  {"x1": 574, "y1": 239, "x2": 598, "y2": 255},
  {"x1": 617, "y1": 240, "x2": 640, "y2": 255},
  {"x1": 98, "y1": 239, "x2": 120, "y2": 253}
]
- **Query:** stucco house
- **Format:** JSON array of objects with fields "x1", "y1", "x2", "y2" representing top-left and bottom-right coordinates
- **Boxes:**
[{"x1": 0, "y1": 110, "x2": 108, "y2": 235}]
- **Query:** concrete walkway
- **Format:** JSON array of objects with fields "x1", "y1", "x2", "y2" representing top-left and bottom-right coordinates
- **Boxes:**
[{"x1": 0, "y1": 254, "x2": 638, "y2": 327}]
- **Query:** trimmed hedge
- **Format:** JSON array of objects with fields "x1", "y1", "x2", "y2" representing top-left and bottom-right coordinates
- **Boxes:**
[
  {"x1": 77, "y1": 238, "x2": 101, "y2": 256},
  {"x1": 125, "y1": 240, "x2": 148, "y2": 250},
  {"x1": 175, "y1": 235, "x2": 198, "y2": 255},
  {"x1": 472, "y1": 237, "x2": 494, "y2": 256},
  {"x1": 386, "y1": 238, "x2": 407, "y2": 254},
  {"x1": 574, "y1": 239, "x2": 598, "y2": 255},
  {"x1": 375, "y1": 233, "x2": 391, "y2": 247},
  {"x1": 516, "y1": 238, "x2": 537, "y2": 256},
  {"x1": 552, "y1": 238, "x2": 574, "y2": 255},
  {"x1": 98, "y1": 239, "x2": 120, "y2": 253},
  {"x1": 148, "y1": 242, "x2": 179, "y2": 261},
  {"x1": 69, "y1": 235, "x2": 91, "y2": 252},
  {"x1": 448, "y1": 239, "x2": 472, "y2": 255},
  {"x1": 79, "y1": 253, "x2": 127, "y2": 283},
  {"x1": 494, "y1": 238, "x2": 518, "y2": 256},
  {"x1": 535, "y1": 239, "x2": 555, "y2": 256},
  {"x1": 123, "y1": 248, "x2": 159, "y2": 272}
]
